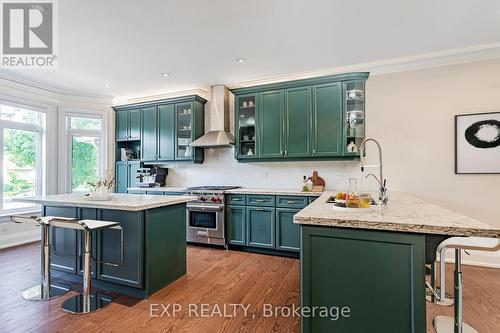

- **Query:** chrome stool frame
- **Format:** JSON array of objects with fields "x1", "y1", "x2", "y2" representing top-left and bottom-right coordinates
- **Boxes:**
[
  {"x1": 432, "y1": 236, "x2": 500, "y2": 333},
  {"x1": 9, "y1": 215, "x2": 71, "y2": 301},
  {"x1": 49, "y1": 218, "x2": 124, "y2": 314}
]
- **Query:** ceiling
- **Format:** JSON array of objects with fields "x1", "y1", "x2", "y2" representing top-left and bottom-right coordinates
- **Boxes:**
[{"x1": 1, "y1": 0, "x2": 500, "y2": 101}]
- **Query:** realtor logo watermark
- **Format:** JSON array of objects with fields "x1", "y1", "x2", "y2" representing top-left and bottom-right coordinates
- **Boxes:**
[{"x1": 1, "y1": 0, "x2": 57, "y2": 67}]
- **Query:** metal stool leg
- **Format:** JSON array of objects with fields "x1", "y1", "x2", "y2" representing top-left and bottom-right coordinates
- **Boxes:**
[
  {"x1": 22, "y1": 224, "x2": 69, "y2": 301},
  {"x1": 433, "y1": 249, "x2": 478, "y2": 333},
  {"x1": 426, "y1": 251, "x2": 453, "y2": 306},
  {"x1": 61, "y1": 230, "x2": 111, "y2": 314}
]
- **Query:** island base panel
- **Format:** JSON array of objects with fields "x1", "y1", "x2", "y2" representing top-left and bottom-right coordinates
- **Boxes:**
[{"x1": 300, "y1": 225, "x2": 426, "y2": 333}]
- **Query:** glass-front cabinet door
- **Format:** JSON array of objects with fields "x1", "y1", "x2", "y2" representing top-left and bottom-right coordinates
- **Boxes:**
[
  {"x1": 175, "y1": 102, "x2": 193, "y2": 159},
  {"x1": 344, "y1": 81, "x2": 365, "y2": 155},
  {"x1": 236, "y1": 94, "x2": 258, "y2": 159}
]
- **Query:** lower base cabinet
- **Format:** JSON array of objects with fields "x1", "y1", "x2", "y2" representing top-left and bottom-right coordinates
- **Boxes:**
[
  {"x1": 226, "y1": 194, "x2": 312, "y2": 253},
  {"x1": 276, "y1": 208, "x2": 300, "y2": 251},
  {"x1": 227, "y1": 205, "x2": 246, "y2": 245},
  {"x1": 247, "y1": 207, "x2": 275, "y2": 249}
]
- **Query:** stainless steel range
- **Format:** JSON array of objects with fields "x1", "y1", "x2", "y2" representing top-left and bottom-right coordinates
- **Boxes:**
[{"x1": 186, "y1": 186, "x2": 240, "y2": 246}]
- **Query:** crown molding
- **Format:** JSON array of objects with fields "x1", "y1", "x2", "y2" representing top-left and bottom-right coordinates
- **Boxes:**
[
  {"x1": 0, "y1": 73, "x2": 114, "y2": 105},
  {"x1": 228, "y1": 42, "x2": 500, "y2": 88},
  {"x1": 114, "y1": 88, "x2": 209, "y2": 106}
]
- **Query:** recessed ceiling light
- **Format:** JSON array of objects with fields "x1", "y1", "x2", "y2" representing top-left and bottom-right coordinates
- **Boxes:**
[
  {"x1": 104, "y1": 84, "x2": 110, "y2": 88},
  {"x1": 162, "y1": 72, "x2": 170, "y2": 77},
  {"x1": 236, "y1": 58, "x2": 245, "y2": 63}
]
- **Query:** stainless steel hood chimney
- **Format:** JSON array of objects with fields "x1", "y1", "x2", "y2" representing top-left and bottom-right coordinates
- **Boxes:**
[{"x1": 190, "y1": 85, "x2": 234, "y2": 148}]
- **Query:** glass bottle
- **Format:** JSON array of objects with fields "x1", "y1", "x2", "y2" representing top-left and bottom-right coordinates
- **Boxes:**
[
  {"x1": 346, "y1": 178, "x2": 360, "y2": 208},
  {"x1": 302, "y1": 175, "x2": 309, "y2": 192}
]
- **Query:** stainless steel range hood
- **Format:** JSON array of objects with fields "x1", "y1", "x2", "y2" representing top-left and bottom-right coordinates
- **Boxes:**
[{"x1": 190, "y1": 85, "x2": 234, "y2": 148}]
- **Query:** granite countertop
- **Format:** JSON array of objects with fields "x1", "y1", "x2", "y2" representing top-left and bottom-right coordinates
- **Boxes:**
[
  {"x1": 294, "y1": 192, "x2": 500, "y2": 238},
  {"x1": 127, "y1": 186, "x2": 187, "y2": 192},
  {"x1": 225, "y1": 188, "x2": 322, "y2": 196},
  {"x1": 14, "y1": 193, "x2": 196, "y2": 211}
]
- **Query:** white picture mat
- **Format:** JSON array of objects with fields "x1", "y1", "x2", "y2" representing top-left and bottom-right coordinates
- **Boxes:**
[{"x1": 456, "y1": 112, "x2": 500, "y2": 173}]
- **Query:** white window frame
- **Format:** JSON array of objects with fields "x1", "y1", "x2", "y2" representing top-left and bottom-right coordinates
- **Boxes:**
[
  {"x1": 0, "y1": 99, "x2": 47, "y2": 215},
  {"x1": 60, "y1": 110, "x2": 107, "y2": 193}
]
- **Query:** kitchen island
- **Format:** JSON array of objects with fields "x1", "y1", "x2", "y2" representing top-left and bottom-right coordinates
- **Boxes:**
[
  {"x1": 16, "y1": 193, "x2": 195, "y2": 299},
  {"x1": 294, "y1": 192, "x2": 500, "y2": 333}
]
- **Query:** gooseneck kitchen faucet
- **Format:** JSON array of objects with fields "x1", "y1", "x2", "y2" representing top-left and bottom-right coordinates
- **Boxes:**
[{"x1": 359, "y1": 138, "x2": 389, "y2": 205}]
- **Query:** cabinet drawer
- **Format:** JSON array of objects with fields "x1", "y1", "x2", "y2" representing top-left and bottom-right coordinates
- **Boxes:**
[
  {"x1": 276, "y1": 196, "x2": 308, "y2": 209},
  {"x1": 246, "y1": 194, "x2": 275, "y2": 206},
  {"x1": 226, "y1": 194, "x2": 246, "y2": 205}
]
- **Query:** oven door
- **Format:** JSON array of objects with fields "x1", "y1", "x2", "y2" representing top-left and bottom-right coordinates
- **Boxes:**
[{"x1": 186, "y1": 204, "x2": 225, "y2": 244}]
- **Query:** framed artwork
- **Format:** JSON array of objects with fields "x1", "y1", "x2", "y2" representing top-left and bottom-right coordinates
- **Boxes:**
[{"x1": 455, "y1": 112, "x2": 500, "y2": 174}]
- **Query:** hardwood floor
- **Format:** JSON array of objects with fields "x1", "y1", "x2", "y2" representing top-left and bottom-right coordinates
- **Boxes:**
[{"x1": 0, "y1": 242, "x2": 499, "y2": 333}]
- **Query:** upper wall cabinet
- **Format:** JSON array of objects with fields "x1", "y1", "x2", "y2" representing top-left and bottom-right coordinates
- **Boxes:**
[
  {"x1": 231, "y1": 72, "x2": 369, "y2": 161},
  {"x1": 116, "y1": 108, "x2": 141, "y2": 141},
  {"x1": 113, "y1": 95, "x2": 206, "y2": 164}
]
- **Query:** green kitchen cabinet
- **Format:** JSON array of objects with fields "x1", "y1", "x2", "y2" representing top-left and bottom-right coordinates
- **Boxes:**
[
  {"x1": 115, "y1": 162, "x2": 129, "y2": 193},
  {"x1": 312, "y1": 82, "x2": 342, "y2": 157},
  {"x1": 128, "y1": 109, "x2": 141, "y2": 140},
  {"x1": 114, "y1": 95, "x2": 206, "y2": 164},
  {"x1": 235, "y1": 94, "x2": 259, "y2": 159},
  {"x1": 97, "y1": 210, "x2": 144, "y2": 288},
  {"x1": 116, "y1": 108, "x2": 141, "y2": 141},
  {"x1": 227, "y1": 205, "x2": 246, "y2": 246},
  {"x1": 115, "y1": 161, "x2": 141, "y2": 193},
  {"x1": 276, "y1": 208, "x2": 300, "y2": 252},
  {"x1": 259, "y1": 90, "x2": 284, "y2": 158},
  {"x1": 141, "y1": 106, "x2": 158, "y2": 162},
  {"x1": 301, "y1": 226, "x2": 425, "y2": 333},
  {"x1": 246, "y1": 206, "x2": 275, "y2": 249},
  {"x1": 284, "y1": 86, "x2": 311, "y2": 157},
  {"x1": 231, "y1": 73, "x2": 368, "y2": 161},
  {"x1": 158, "y1": 104, "x2": 175, "y2": 161},
  {"x1": 116, "y1": 110, "x2": 128, "y2": 141}
]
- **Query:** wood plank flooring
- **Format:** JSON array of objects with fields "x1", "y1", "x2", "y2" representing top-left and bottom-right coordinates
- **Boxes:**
[{"x1": 0, "y1": 242, "x2": 499, "y2": 333}]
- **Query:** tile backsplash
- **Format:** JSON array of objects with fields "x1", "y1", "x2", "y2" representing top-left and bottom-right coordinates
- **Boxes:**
[{"x1": 155, "y1": 147, "x2": 378, "y2": 192}]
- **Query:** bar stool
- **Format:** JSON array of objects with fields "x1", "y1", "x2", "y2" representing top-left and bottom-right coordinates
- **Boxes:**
[
  {"x1": 425, "y1": 235, "x2": 454, "y2": 306},
  {"x1": 10, "y1": 215, "x2": 72, "y2": 301},
  {"x1": 49, "y1": 218, "x2": 124, "y2": 314},
  {"x1": 432, "y1": 236, "x2": 500, "y2": 333}
]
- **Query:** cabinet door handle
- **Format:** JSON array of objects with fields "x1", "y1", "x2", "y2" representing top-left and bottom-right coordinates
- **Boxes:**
[
  {"x1": 255, "y1": 199, "x2": 265, "y2": 202},
  {"x1": 312, "y1": 148, "x2": 316, "y2": 154},
  {"x1": 233, "y1": 198, "x2": 242, "y2": 201},
  {"x1": 280, "y1": 149, "x2": 283, "y2": 155},
  {"x1": 286, "y1": 200, "x2": 296, "y2": 204},
  {"x1": 285, "y1": 149, "x2": 288, "y2": 155}
]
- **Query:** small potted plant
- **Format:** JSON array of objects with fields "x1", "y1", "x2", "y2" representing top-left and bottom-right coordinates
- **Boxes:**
[{"x1": 87, "y1": 169, "x2": 114, "y2": 201}]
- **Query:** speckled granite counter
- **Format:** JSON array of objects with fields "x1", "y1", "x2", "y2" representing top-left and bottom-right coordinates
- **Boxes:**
[
  {"x1": 294, "y1": 192, "x2": 500, "y2": 237},
  {"x1": 15, "y1": 193, "x2": 196, "y2": 211},
  {"x1": 225, "y1": 188, "x2": 322, "y2": 196},
  {"x1": 127, "y1": 186, "x2": 187, "y2": 193}
]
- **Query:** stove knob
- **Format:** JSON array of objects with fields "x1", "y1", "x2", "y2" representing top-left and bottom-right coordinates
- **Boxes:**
[
  {"x1": 200, "y1": 196, "x2": 206, "y2": 201},
  {"x1": 216, "y1": 197, "x2": 222, "y2": 203},
  {"x1": 210, "y1": 197, "x2": 216, "y2": 202}
]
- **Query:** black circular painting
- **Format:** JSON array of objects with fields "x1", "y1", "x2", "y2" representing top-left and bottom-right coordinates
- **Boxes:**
[{"x1": 464, "y1": 119, "x2": 500, "y2": 149}]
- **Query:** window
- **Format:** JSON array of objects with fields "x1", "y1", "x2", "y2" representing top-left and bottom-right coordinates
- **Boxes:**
[
  {"x1": 66, "y1": 114, "x2": 103, "y2": 192},
  {"x1": 0, "y1": 102, "x2": 45, "y2": 213}
]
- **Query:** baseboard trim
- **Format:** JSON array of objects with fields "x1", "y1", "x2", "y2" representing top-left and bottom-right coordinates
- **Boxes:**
[
  {"x1": 443, "y1": 250, "x2": 500, "y2": 269},
  {"x1": 0, "y1": 230, "x2": 40, "y2": 250}
]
